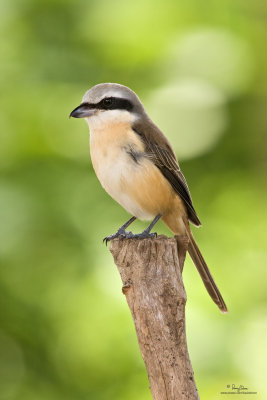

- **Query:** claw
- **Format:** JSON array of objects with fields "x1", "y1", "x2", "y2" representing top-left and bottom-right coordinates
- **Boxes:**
[
  {"x1": 103, "y1": 230, "x2": 128, "y2": 245},
  {"x1": 103, "y1": 229, "x2": 158, "y2": 244},
  {"x1": 103, "y1": 214, "x2": 161, "y2": 244},
  {"x1": 132, "y1": 231, "x2": 157, "y2": 239}
]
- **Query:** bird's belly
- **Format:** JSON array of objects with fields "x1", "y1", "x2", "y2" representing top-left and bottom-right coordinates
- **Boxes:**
[{"x1": 91, "y1": 146, "x2": 173, "y2": 220}]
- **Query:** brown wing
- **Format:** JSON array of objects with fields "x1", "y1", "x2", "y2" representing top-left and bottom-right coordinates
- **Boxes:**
[{"x1": 133, "y1": 119, "x2": 201, "y2": 226}]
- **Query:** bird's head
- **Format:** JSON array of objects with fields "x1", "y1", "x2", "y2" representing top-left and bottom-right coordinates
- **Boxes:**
[{"x1": 69, "y1": 83, "x2": 146, "y2": 128}]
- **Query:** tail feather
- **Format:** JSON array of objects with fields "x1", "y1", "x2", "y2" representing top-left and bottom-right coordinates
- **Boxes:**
[{"x1": 187, "y1": 230, "x2": 228, "y2": 313}]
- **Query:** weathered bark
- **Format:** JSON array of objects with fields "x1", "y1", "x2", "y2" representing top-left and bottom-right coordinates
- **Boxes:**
[{"x1": 109, "y1": 235, "x2": 199, "y2": 400}]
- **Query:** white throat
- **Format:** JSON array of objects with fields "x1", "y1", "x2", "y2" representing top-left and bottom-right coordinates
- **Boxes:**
[{"x1": 85, "y1": 109, "x2": 136, "y2": 132}]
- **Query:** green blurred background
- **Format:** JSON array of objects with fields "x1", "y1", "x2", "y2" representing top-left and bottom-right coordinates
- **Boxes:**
[{"x1": 0, "y1": 0, "x2": 267, "y2": 399}]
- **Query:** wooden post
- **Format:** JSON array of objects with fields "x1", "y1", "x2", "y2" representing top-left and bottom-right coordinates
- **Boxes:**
[{"x1": 109, "y1": 235, "x2": 199, "y2": 400}]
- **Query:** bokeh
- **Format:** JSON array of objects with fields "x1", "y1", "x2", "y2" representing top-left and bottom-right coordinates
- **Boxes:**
[{"x1": 1, "y1": 1, "x2": 267, "y2": 399}]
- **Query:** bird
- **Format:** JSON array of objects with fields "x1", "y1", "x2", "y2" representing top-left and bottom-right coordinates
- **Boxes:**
[{"x1": 70, "y1": 83, "x2": 227, "y2": 313}]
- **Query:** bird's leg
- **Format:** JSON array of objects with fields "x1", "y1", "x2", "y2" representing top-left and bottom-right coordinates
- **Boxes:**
[
  {"x1": 103, "y1": 216, "x2": 136, "y2": 244},
  {"x1": 128, "y1": 214, "x2": 162, "y2": 239},
  {"x1": 103, "y1": 214, "x2": 162, "y2": 244}
]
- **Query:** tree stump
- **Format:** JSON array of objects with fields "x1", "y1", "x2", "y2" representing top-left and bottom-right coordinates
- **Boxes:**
[{"x1": 109, "y1": 235, "x2": 199, "y2": 400}]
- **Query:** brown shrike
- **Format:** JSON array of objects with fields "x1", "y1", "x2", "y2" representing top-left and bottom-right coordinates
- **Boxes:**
[{"x1": 70, "y1": 83, "x2": 227, "y2": 313}]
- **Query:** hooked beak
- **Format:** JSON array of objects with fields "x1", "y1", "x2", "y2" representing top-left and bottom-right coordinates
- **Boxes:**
[{"x1": 69, "y1": 103, "x2": 95, "y2": 118}]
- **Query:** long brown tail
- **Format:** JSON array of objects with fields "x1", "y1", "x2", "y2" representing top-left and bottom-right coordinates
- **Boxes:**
[{"x1": 187, "y1": 229, "x2": 228, "y2": 313}]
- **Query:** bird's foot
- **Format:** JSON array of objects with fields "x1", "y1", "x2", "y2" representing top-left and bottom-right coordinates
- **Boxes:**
[
  {"x1": 103, "y1": 229, "x2": 134, "y2": 245},
  {"x1": 128, "y1": 230, "x2": 157, "y2": 240},
  {"x1": 103, "y1": 229, "x2": 157, "y2": 245}
]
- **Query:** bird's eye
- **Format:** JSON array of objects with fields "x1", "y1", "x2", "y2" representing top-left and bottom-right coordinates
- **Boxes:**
[{"x1": 102, "y1": 97, "x2": 113, "y2": 107}]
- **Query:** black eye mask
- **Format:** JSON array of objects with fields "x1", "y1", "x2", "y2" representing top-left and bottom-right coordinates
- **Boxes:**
[{"x1": 84, "y1": 97, "x2": 133, "y2": 111}]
